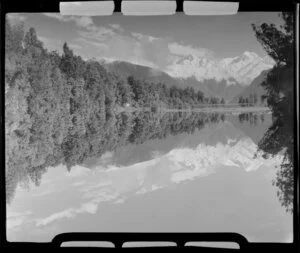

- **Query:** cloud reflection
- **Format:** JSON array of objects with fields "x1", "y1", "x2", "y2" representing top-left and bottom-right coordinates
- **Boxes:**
[{"x1": 34, "y1": 136, "x2": 283, "y2": 227}]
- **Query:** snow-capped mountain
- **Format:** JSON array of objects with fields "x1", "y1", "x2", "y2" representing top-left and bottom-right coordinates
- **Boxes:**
[
  {"x1": 231, "y1": 70, "x2": 270, "y2": 103},
  {"x1": 104, "y1": 60, "x2": 243, "y2": 101},
  {"x1": 166, "y1": 51, "x2": 275, "y2": 86},
  {"x1": 101, "y1": 51, "x2": 275, "y2": 101}
]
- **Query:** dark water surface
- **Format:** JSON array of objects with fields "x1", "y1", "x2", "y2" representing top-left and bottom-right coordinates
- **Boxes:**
[{"x1": 6, "y1": 112, "x2": 293, "y2": 242}]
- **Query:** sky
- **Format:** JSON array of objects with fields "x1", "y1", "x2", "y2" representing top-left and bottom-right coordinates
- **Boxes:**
[{"x1": 7, "y1": 12, "x2": 283, "y2": 71}]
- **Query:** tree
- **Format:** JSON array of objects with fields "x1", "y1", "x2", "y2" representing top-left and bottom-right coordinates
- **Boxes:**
[
  {"x1": 253, "y1": 93, "x2": 258, "y2": 105},
  {"x1": 6, "y1": 22, "x2": 240, "y2": 205},
  {"x1": 252, "y1": 12, "x2": 294, "y2": 67},
  {"x1": 253, "y1": 12, "x2": 294, "y2": 213},
  {"x1": 5, "y1": 17, "x2": 24, "y2": 54},
  {"x1": 196, "y1": 90, "x2": 204, "y2": 103},
  {"x1": 249, "y1": 93, "x2": 254, "y2": 105},
  {"x1": 60, "y1": 42, "x2": 85, "y2": 79},
  {"x1": 220, "y1": 98, "x2": 225, "y2": 104},
  {"x1": 238, "y1": 96, "x2": 243, "y2": 105}
]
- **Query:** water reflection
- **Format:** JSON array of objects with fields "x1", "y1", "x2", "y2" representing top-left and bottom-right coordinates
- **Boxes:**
[
  {"x1": 6, "y1": 111, "x2": 224, "y2": 204},
  {"x1": 6, "y1": 112, "x2": 293, "y2": 242},
  {"x1": 255, "y1": 69, "x2": 294, "y2": 214}
]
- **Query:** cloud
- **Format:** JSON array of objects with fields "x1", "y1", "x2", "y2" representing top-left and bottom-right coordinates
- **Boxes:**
[
  {"x1": 52, "y1": 17, "x2": 169, "y2": 69},
  {"x1": 80, "y1": 202, "x2": 98, "y2": 214},
  {"x1": 43, "y1": 13, "x2": 93, "y2": 28},
  {"x1": 75, "y1": 16, "x2": 94, "y2": 28},
  {"x1": 109, "y1": 24, "x2": 124, "y2": 32},
  {"x1": 36, "y1": 190, "x2": 118, "y2": 227},
  {"x1": 7, "y1": 218, "x2": 24, "y2": 230},
  {"x1": 7, "y1": 211, "x2": 32, "y2": 219},
  {"x1": 38, "y1": 36, "x2": 63, "y2": 53},
  {"x1": 136, "y1": 188, "x2": 147, "y2": 195},
  {"x1": 132, "y1": 32, "x2": 159, "y2": 43},
  {"x1": 65, "y1": 166, "x2": 90, "y2": 177},
  {"x1": 131, "y1": 32, "x2": 144, "y2": 41},
  {"x1": 79, "y1": 181, "x2": 112, "y2": 193},
  {"x1": 42, "y1": 13, "x2": 213, "y2": 70},
  {"x1": 32, "y1": 188, "x2": 57, "y2": 197},
  {"x1": 6, "y1": 13, "x2": 26, "y2": 26},
  {"x1": 168, "y1": 42, "x2": 214, "y2": 58},
  {"x1": 68, "y1": 43, "x2": 82, "y2": 50},
  {"x1": 33, "y1": 134, "x2": 284, "y2": 228},
  {"x1": 36, "y1": 208, "x2": 76, "y2": 227},
  {"x1": 76, "y1": 37, "x2": 109, "y2": 50},
  {"x1": 72, "y1": 181, "x2": 86, "y2": 187},
  {"x1": 114, "y1": 198, "x2": 126, "y2": 204},
  {"x1": 78, "y1": 26, "x2": 115, "y2": 41},
  {"x1": 7, "y1": 211, "x2": 32, "y2": 231}
]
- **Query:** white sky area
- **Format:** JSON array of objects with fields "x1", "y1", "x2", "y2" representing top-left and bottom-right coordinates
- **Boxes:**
[{"x1": 7, "y1": 12, "x2": 283, "y2": 69}]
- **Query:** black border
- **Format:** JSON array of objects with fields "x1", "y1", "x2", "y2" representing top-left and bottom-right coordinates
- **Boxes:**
[{"x1": 0, "y1": 0, "x2": 299, "y2": 252}]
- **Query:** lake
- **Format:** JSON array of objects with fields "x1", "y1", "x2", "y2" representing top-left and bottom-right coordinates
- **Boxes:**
[{"x1": 6, "y1": 111, "x2": 293, "y2": 243}]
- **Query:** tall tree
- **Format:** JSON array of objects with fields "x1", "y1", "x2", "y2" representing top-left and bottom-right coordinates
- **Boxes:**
[
  {"x1": 60, "y1": 42, "x2": 85, "y2": 79},
  {"x1": 252, "y1": 12, "x2": 294, "y2": 67},
  {"x1": 253, "y1": 12, "x2": 294, "y2": 213}
]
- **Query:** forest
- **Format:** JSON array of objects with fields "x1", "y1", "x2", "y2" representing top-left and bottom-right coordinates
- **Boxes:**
[
  {"x1": 4, "y1": 18, "x2": 226, "y2": 203},
  {"x1": 5, "y1": 11, "x2": 295, "y2": 215}
]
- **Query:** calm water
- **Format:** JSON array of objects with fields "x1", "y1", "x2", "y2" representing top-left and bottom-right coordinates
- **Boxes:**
[{"x1": 6, "y1": 112, "x2": 293, "y2": 242}]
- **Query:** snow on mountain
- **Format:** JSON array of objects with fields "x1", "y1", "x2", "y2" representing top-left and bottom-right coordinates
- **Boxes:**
[
  {"x1": 74, "y1": 134, "x2": 283, "y2": 208},
  {"x1": 166, "y1": 51, "x2": 275, "y2": 86},
  {"x1": 168, "y1": 136, "x2": 283, "y2": 184},
  {"x1": 167, "y1": 54, "x2": 232, "y2": 84},
  {"x1": 220, "y1": 51, "x2": 275, "y2": 85},
  {"x1": 100, "y1": 51, "x2": 275, "y2": 100}
]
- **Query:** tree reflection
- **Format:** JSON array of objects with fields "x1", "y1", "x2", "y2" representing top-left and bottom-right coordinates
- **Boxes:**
[
  {"x1": 238, "y1": 112, "x2": 261, "y2": 126},
  {"x1": 252, "y1": 12, "x2": 294, "y2": 213},
  {"x1": 5, "y1": 111, "x2": 225, "y2": 204}
]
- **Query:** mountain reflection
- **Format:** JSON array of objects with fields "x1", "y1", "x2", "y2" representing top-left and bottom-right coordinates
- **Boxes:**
[
  {"x1": 7, "y1": 111, "x2": 293, "y2": 242},
  {"x1": 13, "y1": 113, "x2": 283, "y2": 228}
]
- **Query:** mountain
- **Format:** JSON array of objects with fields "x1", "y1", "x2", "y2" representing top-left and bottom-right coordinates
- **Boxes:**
[
  {"x1": 104, "y1": 61, "x2": 214, "y2": 97},
  {"x1": 230, "y1": 70, "x2": 270, "y2": 103},
  {"x1": 102, "y1": 51, "x2": 274, "y2": 101},
  {"x1": 219, "y1": 52, "x2": 274, "y2": 85},
  {"x1": 167, "y1": 51, "x2": 274, "y2": 86},
  {"x1": 200, "y1": 79, "x2": 244, "y2": 102},
  {"x1": 104, "y1": 61, "x2": 181, "y2": 88},
  {"x1": 103, "y1": 61, "x2": 243, "y2": 101}
]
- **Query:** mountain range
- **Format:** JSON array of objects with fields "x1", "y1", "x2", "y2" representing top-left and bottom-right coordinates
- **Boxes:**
[
  {"x1": 101, "y1": 51, "x2": 274, "y2": 102},
  {"x1": 230, "y1": 70, "x2": 270, "y2": 103}
]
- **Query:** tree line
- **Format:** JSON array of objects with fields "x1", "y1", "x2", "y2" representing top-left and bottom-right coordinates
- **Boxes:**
[
  {"x1": 5, "y1": 17, "x2": 228, "y2": 204},
  {"x1": 238, "y1": 93, "x2": 262, "y2": 106}
]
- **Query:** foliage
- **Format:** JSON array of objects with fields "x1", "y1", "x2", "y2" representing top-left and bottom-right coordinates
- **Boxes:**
[
  {"x1": 252, "y1": 13, "x2": 294, "y2": 67},
  {"x1": 5, "y1": 20, "x2": 229, "y2": 204},
  {"x1": 253, "y1": 12, "x2": 294, "y2": 213}
]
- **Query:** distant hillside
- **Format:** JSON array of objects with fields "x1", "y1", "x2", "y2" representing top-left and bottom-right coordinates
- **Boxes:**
[
  {"x1": 231, "y1": 70, "x2": 270, "y2": 104},
  {"x1": 103, "y1": 61, "x2": 244, "y2": 101},
  {"x1": 201, "y1": 79, "x2": 244, "y2": 102}
]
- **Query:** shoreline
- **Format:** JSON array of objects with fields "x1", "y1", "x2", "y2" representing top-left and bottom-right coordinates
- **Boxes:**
[{"x1": 116, "y1": 106, "x2": 271, "y2": 114}]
